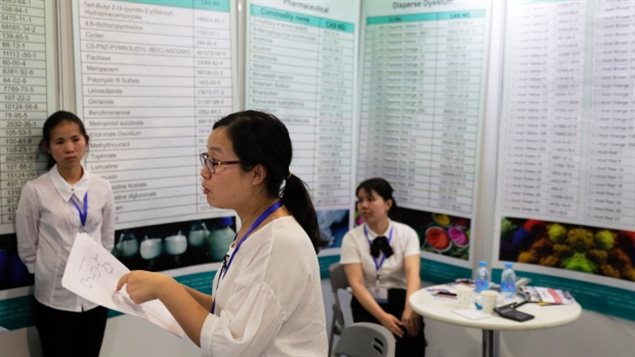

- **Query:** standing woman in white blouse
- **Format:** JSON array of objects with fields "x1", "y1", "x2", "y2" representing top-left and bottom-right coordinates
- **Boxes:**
[
  {"x1": 117, "y1": 110, "x2": 327, "y2": 356},
  {"x1": 340, "y1": 178, "x2": 426, "y2": 357},
  {"x1": 16, "y1": 111, "x2": 115, "y2": 357}
]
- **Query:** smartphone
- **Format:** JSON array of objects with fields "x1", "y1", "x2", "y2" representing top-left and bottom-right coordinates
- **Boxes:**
[{"x1": 494, "y1": 306, "x2": 534, "y2": 322}]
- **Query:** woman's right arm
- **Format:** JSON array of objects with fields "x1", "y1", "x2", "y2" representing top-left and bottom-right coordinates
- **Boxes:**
[
  {"x1": 344, "y1": 263, "x2": 405, "y2": 337},
  {"x1": 117, "y1": 270, "x2": 286, "y2": 356},
  {"x1": 117, "y1": 271, "x2": 210, "y2": 346},
  {"x1": 15, "y1": 183, "x2": 39, "y2": 273}
]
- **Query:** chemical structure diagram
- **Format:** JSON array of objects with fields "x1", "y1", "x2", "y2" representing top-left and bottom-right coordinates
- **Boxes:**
[{"x1": 78, "y1": 254, "x2": 114, "y2": 289}]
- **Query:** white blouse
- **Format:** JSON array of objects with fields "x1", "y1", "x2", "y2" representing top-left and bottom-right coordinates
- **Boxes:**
[
  {"x1": 15, "y1": 165, "x2": 115, "y2": 312},
  {"x1": 200, "y1": 216, "x2": 327, "y2": 357},
  {"x1": 340, "y1": 220, "x2": 420, "y2": 290}
]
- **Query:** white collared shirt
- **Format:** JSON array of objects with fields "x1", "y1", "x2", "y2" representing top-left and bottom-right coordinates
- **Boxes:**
[
  {"x1": 16, "y1": 165, "x2": 115, "y2": 312},
  {"x1": 340, "y1": 220, "x2": 420, "y2": 290},
  {"x1": 200, "y1": 216, "x2": 327, "y2": 357}
]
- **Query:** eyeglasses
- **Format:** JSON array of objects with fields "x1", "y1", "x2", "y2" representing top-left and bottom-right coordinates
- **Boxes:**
[{"x1": 199, "y1": 152, "x2": 242, "y2": 174}]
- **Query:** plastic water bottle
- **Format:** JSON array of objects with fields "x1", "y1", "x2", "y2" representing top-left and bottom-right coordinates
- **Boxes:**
[
  {"x1": 500, "y1": 262, "x2": 517, "y2": 299},
  {"x1": 474, "y1": 260, "x2": 490, "y2": 293}
]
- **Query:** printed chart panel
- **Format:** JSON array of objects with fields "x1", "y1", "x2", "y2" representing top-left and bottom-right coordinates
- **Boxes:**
[
  {"x1": 495, "y1": 0, "x2": 635, "y2": 290},
  {"x1": 360, "y1": 0, "x2": 492, "y2": 217},
  {"x1": 73, "y1": 0, "x2": 238, "y2": 229},
  {"x1": 0, "y1": 0, "x2": 57, "y2": 234},
  {"x1": 246, "y1": 0, "x2": 359, "y2": 210}
]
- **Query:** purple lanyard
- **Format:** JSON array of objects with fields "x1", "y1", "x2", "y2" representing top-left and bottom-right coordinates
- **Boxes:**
[
  {"x1": 364, "y1": 225, "x2": 394, "y2": 273},
  {"x1": 71, "y1": 192, "x2": 88, "y2": 226},
  {"x1": 211, "y1": 200, "x2": 282, "y2": 315}
]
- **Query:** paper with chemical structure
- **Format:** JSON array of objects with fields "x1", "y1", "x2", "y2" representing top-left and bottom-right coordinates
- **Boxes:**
[{"x1": 62, "y1": 233, "x2": 185, "y2": 337}]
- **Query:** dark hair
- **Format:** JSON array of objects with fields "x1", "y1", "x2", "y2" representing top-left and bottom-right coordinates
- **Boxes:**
[
  {"x1": 356, "y1": 177, "x2": 398, "y2": 220},
  {"x1": 213, "y1": 110, "x2": 321, "y2": 253},
  {"x1": 40, "y1": 111, "x2": 89, "y2": 169}
]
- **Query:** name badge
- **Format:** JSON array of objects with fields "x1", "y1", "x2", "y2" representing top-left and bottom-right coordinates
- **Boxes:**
[{"x1": 371, "y1": 286, "x2": 388, "y2": 303}]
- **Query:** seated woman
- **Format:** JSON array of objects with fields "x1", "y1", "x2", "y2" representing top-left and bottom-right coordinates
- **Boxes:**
[{"x1": 340, "y1": 177, "x2": 426, "y2": 357}]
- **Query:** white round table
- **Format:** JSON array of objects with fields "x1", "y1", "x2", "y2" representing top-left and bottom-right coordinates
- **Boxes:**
[{"x1": 409, "y1": 287, "x2": 582, "y2": 357}]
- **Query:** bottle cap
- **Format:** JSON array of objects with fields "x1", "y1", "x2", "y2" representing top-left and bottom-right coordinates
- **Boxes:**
[
  {"x1": 479, "y1": 260, "x2": 487, "y2": 267},
  {"x1": 504, "y1": 262, "x2": 513, "y2": 268}
]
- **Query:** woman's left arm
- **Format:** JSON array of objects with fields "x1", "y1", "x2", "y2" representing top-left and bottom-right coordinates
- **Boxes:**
[
  {"x1": 101, "y1": 186, "x2": 115, "y2": 252},
  {"x1": 402, "y1": 254, "x2": 421, "y2": 336}
]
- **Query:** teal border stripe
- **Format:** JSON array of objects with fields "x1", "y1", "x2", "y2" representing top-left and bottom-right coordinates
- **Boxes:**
[
  {"x1": 3, "y1": 258, "x2": 633, "y2": 330},
  {"x1": 367, "y1": 9, "x2": 485, "y2": 25},
  {"x1": 175, "y1": 270, "x2": 216, "y2": 295},
  {"x1": 117, "y1": 0, "x2": 230, "y2": 12},
  {"x1": 251, "y1": 4, "x2": 354, "y2": 33},
  {"x1": 319, "y1": 255, "x2": 341, "y2": 278},
  {"x1": 0, "y1": 295, "x2": 34, "y2": 330},
  {"x1": 420, "y1": 258, "x2": 472, "y2": 285},
  {"x1": 318, "y1": 256, "x2": 473, "y2": 285}
]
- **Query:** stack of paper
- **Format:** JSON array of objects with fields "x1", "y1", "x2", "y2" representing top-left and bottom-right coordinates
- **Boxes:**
[
  {"x1": 62, "y1": 233, "x2": 185, "y2": 337},
  {"x1": 519, "y1": 286, "x2": 575, "y2": 305}
]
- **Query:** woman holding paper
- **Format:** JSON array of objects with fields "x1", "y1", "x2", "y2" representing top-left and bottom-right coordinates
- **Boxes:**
[
  {"x1": 117, "y1": 110, "x2": 327, "y2": 356},
  {"x1": 16, "y1": 111, "x2": 115, "y2": 357},
  {"x1": 340, "y1": 178, "x2": 426, "y2": 357}
]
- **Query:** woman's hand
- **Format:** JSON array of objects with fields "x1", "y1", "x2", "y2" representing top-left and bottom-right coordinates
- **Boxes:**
[
  {"x1": 401, "y1": 307, "x2": 421, "y2": 336},
  {"x1": 116, "y1": 270, "x2": 173, "y2": 305},
  {"x1": 379, "y1": 312, "x2": 405, "y2": 338}
]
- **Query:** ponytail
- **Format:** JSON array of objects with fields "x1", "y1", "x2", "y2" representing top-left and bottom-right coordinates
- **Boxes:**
[
  {"x1": 281, "y1": 174, "x2": 321, "y2": 253},
  {"x1": 215, "y1": 110, "x2": 323, "y2": 252}
]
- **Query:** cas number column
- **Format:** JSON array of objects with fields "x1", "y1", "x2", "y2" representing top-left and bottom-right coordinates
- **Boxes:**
[{"x1": 1, "y1": 0, "x2": 52, "y2": 229}]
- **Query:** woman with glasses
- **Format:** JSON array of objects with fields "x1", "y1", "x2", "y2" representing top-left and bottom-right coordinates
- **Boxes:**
[
  {"x1": 117, "y1": 110, "x2": 327, "y2": 356},
  {"x1": 340, "y1": 178, "x2": 426, "y2": 357},
  {"x1": 16, "y1": 111, "x2": 115, "y2": 357}
]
